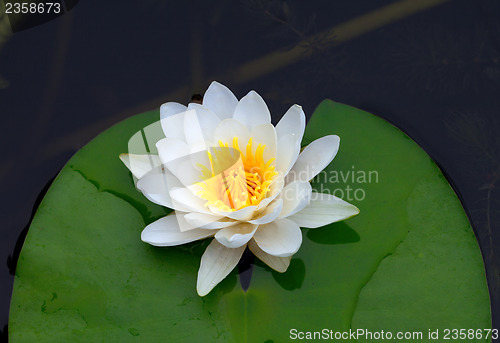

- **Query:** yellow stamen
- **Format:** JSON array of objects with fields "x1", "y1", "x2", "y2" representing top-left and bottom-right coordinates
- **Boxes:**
[{"x1": 196, "y1": 137, "x2": 278, "y2": 212}]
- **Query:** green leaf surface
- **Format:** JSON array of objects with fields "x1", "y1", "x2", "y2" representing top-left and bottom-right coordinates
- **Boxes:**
[{"x1": 9, "y1": 101, "x2": 490, "y2": 342}]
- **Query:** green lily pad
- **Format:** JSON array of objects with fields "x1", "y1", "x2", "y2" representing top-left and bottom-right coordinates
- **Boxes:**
[{"x1": 9, "y1": 101, "x2": 490, "y2": 342}]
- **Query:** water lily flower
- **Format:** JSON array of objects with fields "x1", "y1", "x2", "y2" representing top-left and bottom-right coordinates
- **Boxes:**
[{"x1": 120, "y1": 81, "x2": 359, "y2": 296}]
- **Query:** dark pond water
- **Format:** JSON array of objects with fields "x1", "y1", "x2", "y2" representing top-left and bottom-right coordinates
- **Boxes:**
[{"x1": 1, "y1": 0, "x2": 500, "y2": 339}]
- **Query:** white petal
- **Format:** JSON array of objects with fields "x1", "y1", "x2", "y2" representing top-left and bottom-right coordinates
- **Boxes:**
[
  {"x1": 203, "y1": 81, "x2": 238, "y2": 120},
  {"x1": 141, "y1": 214, "x2": 217, "y2": 246},
  {"x1": 183, "y1": 109, "x2": 208, "y2": 153},
  {"x1": 213, "y1": 119, "x2": 250, "y2": 147},
  {"x1": 249, "y1": 198, "x2": 283, "y2": 225},
  {"x1": 287, "y1": 135, "x2": 340, "y2": 182},
  {"x1": 124, "y1": 119, "x2": 165, "y2": 157},
  {"x1": 248, "y1": 239, "x2": 291, "y2": 273},
  {"x1": 160, "y1": 102, "x2": 187, "y2": 140},
  {"x1": 186, "y1": 104, "x2": 221, "y2": 147},
  {"x1": 276, "y1": 134, "x2": 301, "y2": 176},
  {"x1": 184, "y1": 212, "x2": 237, "y2": 230},
  {"x1": 288, "y1": 192, "x2": 359, "y2": 228},
  {"x1": 278, "y1": 181, "x2": 312, "y2": 218},
  {"x1": 183, "y1": 212, "x2": 222, "y2": 226},
  {"x1": 119, "y1": 153, "x2": 162, "y2": 179},
  {"x1": 209, "y1": 205, "x2": 257, "y2": 221},
  {"x1": 136, "y1": 168, "x2": 179, "y2": 209},
  {"x1": 250, "y1": 123, "x2": 277, "y2": 163},
  {"x1": 215, "y1": 223, "x2": 258, "y2": 248},
  {"x1": 256, "y1": 198, "x2": 273, "y2": 211},
  {"x1": 156, "y1": 139, "x2": 207, "y2": 190},
  {"x1": 156, "y1": 137, "x2": 190, "y2": 165},
  {"x1": 256, "y1": 172, "x2": 284, "y2": 210},
  {"x1": 197, "y1": 239, "x2": 246, "y2": 296},
  {"x1": 253, "y1": 218, "x2": 302, "y2": 257},
  {"x1": 233, "y1": 90, "x2": 271, "y2": 130},
  {"x1": 169, "y1": 187, "x2": 210, "y2": 214},
  {"x1": 275, "y1": 104, "x2": 305, "y2": 142},
  {"x1": 171, "y1": 158, "x2": 206, "y2": 192}
]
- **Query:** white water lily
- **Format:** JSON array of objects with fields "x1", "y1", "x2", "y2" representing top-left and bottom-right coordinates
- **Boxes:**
[{"x1": 120, "y1": 81, "x2": 359, "y2": 296}]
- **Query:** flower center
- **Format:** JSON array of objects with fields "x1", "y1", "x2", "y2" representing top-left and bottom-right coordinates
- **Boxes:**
[{"x1": 196, "y1": 137, "x2": 277, "y2": 212}]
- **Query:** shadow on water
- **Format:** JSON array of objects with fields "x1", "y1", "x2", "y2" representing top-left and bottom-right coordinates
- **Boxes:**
[
  {"x1": 272, "y1": 258, "x2": 306, "y2": 291},
  {"x1": 242, "y1": 223, "x2": 361, "y2": 292},
  {"x1": 1, "y1": 325, "x2": 7, "y2": 343},
  {"x1": 238, "y1": 247, "x2": 255, "y2": 292},
  {"x1": 306, "y1": 222, "x2": 360, "y2": 245},
  {"x1": 268, "y1": 222, "x2": 360, "y2": 291}
]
